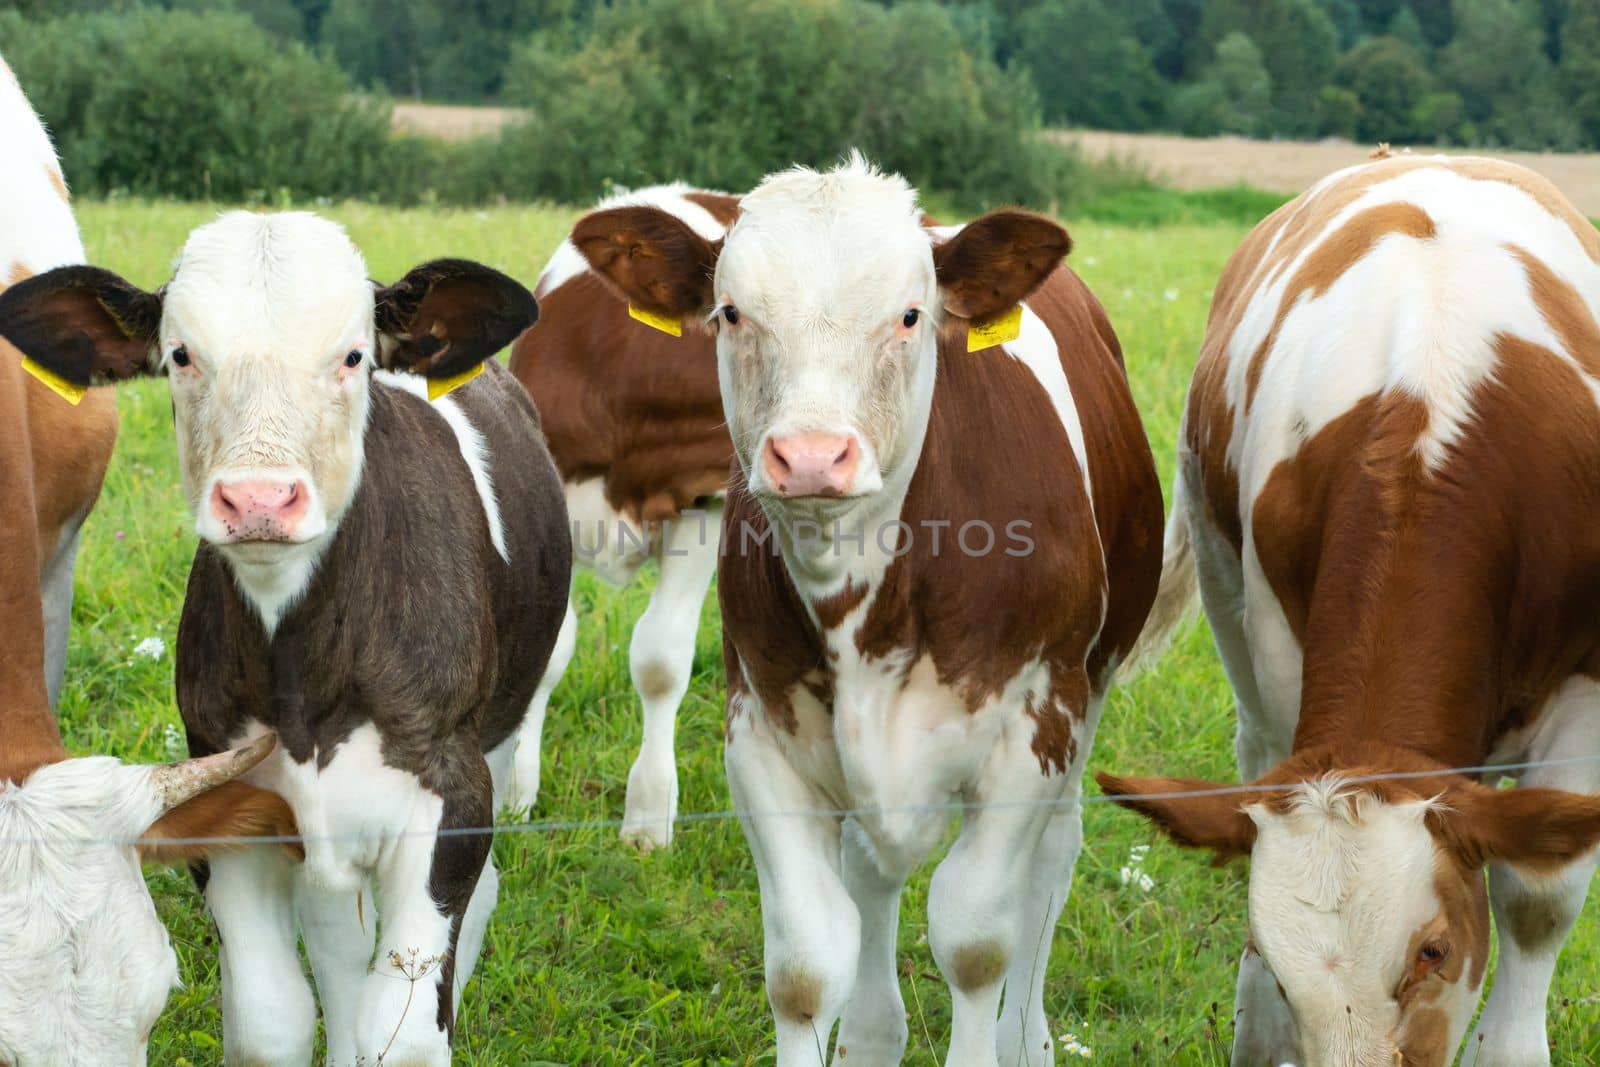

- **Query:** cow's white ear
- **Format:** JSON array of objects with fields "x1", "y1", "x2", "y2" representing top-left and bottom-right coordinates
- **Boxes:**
[
  {"x1": 0, "y1": 266, "x2": 163, "y2": 390},
  {"x1": 373, "y1": 259, "x2": 538, "y2": 381}
]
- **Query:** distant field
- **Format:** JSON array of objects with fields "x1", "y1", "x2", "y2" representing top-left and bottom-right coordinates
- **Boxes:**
[
  {"x1": 391, "y1": 102, "x2": 522, "y2": 142},
  {"x1": 1062, "y1": 128, "x2": 1600, "y2": 216},
  {"x1": 62, "y1": 199, "x2": 1600, "y2": 1064}
]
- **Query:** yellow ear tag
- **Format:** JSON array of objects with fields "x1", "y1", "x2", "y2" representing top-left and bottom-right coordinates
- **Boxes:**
[
  {"x1": 20, "y1": 358, "x2": 87, "y2": 405},
  {"x1": 966, "y1": 305, "x2": 1023, "y2": 353},
  {"x1": 628, "y1": 304, "x2": 683, "y2": 337},
  {"x1": 427, "y1": 360, "x2": 484, "y2": 402}
]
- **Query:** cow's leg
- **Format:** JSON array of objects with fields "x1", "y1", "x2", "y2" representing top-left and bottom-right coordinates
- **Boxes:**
[
  {"x1": 38, "y1": 510, "x2": 88, "y2": 708},
  {"x1": 727, "y1": 708, "x2": 859, "y2": 1067},
  {"x1": 833, "y1": 819, "x2": 909, "y2": 1066},
  {"x1": 1465, "y1": 675, "x2": 1600, "y2": 1067},
  {"x1": 1185, "y1": 468, "x2": 1302, "y2": 1066},
  {"x1": 204, "y1": 847, "x2": 315, "y2": 1067},
  {"x1": 355, "y1": 763, "x2": 493, "y2": 1066},
  {"x1": 994, "y1": 695, "x2": 1104, "y2": 1067},
  {"x1": 297, "y1": 876, "x2": 375, "y2": 1067},
  {"x1": 504, "y1": 596, "x2": 577, "y2": 815},
  {"x1": 622, "y1": 502, "x2": 722, "y2": 850},
  {"x1": 929, "y1": 684, "x2": 1091, "y2": 1067}
]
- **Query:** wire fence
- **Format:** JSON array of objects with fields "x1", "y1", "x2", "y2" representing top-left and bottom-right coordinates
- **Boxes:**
[{"x1": 5, "y1": 752, "x2": 1599, "y2": 851}]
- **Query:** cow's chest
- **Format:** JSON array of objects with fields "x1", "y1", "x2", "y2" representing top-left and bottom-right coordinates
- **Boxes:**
[
  {"x1": 774, "y1": 639, "x2": 1052, "y2": 874},
  {"x1": 230, "y1": 719, "x2": 436, "y2": 892}
]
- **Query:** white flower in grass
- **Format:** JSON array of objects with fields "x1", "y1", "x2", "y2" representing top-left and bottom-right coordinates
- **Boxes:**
[
  {"x1": 1057, "y1": 1033, "x2": 1093, "y2": 1057},
  {"x1": 133, "y1": 636, "x2": 166, "y2": 660},
  {"x1": 1163, "y1": 288, "x2": 1180, "y2": 301},
  {"x1": 162, "y1": 722, "x2": 185, "y2": 758}
]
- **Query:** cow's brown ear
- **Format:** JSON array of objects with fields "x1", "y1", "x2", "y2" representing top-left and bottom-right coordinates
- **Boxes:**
[
  {"x1": 375, "y1": 259, "x2": 538, "y2": 380},
  {"x1": 933, "y1": 209, "x2": 1070, "y2": 320},
  {"x1": 139, "y1": 779, "x2": 303, "y2": 865},
  {"x1": 1096, "y1": 771, "x2": 1257, "y2": 864},
  {"x1": 0, "y1": 265, "x2": 162, "y2": 386},
  {"x1": 572, "y1": 206, "x2": 720, "y2": 321},
  {"x1": 1433, "y1": 782, "x2": 1600, "y2": 875}
]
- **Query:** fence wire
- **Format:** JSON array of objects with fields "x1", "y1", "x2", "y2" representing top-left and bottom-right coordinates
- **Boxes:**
[{"x1": 4, "y1": 752, "x2": 1598, "y2": 851}]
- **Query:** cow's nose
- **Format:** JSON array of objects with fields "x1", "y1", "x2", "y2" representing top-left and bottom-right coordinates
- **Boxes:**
[
  {"x1": 210, "y1": 479, "x2": 307, "y2": 540},
  {"x1": 762, "y1": 433, "x2": 860, "y2": 497}
]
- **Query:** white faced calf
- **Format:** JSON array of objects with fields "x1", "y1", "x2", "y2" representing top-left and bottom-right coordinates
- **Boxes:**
[
  {"x1": 577, "y1": 157, "x2": 1164, "y2": 1066},
  {"x1": 0, "y1": 212, "x2": 571, "y2": 1067}
]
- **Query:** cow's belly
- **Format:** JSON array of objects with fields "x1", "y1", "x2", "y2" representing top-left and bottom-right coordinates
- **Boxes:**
[
  {"x1": 230, "y1": 719, "x2": 436, "y2": 893},
  {"x1": 566, "y1": 476, "x2": 655, "y2": 585},
  {"x1": 777, "y1": 654, "x2": 1058, "y2": 877}
]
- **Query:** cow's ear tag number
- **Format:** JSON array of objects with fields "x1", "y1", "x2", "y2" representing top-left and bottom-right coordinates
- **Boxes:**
[
  {"x1": 966, "y1": 305, "x2": 1023, "y2": 353},
  {"x1": 21, "y1": 358, "x2": 87, "y2": 405},
  {"x1": 427, "y1": 360, "x2": 485, "y2": 402},
  {"x1": 629, "y1": 304, "x2": 683, "y2": 337}
]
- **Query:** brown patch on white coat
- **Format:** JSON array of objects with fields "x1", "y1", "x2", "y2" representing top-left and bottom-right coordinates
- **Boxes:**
[{"x1": 1099, "y1": 154, "x2": 1600, "y2": 1066}]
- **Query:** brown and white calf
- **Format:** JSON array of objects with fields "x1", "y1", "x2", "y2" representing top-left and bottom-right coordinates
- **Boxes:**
[
  {"x1": 0, "y1": 211, "x2": 570, "y2": 1066},
  {"x1": 0, "y1": 55, "x2": 297, "y2": 1067},
  {"x1": 1100, "y1": 155, "x2": 1600, "y2": 1067},
  {"x1": 576, "y1": 156, "x2": 1163, "y2": 1065},
  {"x1": 504, "y1": 184, "x2": 736, "y2": 848}
]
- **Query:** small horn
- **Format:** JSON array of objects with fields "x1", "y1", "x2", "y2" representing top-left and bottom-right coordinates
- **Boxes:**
[{"x1": 150, "y1": 732, "x2": 277, "y2": 811}]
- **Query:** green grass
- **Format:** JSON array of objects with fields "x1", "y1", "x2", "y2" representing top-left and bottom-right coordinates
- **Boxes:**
[{"x1": 59, "y1": 200, "x2": 1600, "y2": 1065}]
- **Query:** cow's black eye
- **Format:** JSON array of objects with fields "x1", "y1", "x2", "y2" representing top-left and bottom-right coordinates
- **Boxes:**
[
  {"x1": 344, "y1": 350, "x2": 363, "y2": 368},
  {"x1": 723, "y1": 306, "x2": 740, "y2": 325},
  {"x1": 903, "y1": 308, "x2": 920, "y2": 328},
  {"x1": 170, "y1": 345, "x2": 190, "y2": 368}
]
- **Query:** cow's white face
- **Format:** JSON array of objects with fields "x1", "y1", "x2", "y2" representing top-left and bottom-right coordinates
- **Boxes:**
[
  {"x1": 714, "y1": 164, "x2": 936, "y2": 507},
  {"x1": 569, "y1": 156, "x2": 1070, "y2": 522},
  {"x1": 1244, "y1": 785, "x2": 1485, "y2": 1067},
  {"x1": 161, "y1": 212, "x2": 375, "y2": 558}
]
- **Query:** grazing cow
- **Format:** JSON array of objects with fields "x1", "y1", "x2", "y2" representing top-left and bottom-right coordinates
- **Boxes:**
[
  {"x1": 0, "y1": 211, "x2": 570, "y2": 1066},
  {"x1": 1099, "y1": 155, "x2": 1600, "y2": 1067},
  {"x1": 575, "y1": 155, "x2": 1163, "y2": 1066},
  {"x1": 504, "y1": 183, "x2": 737, "y2": 849},
  {"x1": 0, "y1": 55, "x2": 296, "y2": 1067}
]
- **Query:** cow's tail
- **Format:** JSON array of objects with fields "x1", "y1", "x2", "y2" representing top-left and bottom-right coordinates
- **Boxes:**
[{"x1": 1119, "y1": 462, "x2": 1200, "y2": 682}]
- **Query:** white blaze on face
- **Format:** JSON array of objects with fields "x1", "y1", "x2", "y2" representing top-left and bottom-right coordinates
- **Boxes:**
[
  {"x1": 161, "y1": 212, "x2": 376, "y2": 562},
  {"x1": 0, "y1": 760, "x2": 180, "y2": 1066},
  {"x1": 715, "y1": 158, "x2": 938, "y2": 502},
  {"x1": 1246, "y1": 785, "x2": 1475, "y2": 1067}
]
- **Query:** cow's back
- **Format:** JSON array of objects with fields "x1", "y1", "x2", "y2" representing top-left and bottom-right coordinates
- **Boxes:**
[{"x1": 1187, "y1": 155, "x2": 1600, "y2": 754}]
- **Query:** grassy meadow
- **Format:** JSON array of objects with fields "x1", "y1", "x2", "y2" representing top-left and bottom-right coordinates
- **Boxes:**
[{"x1": 59, "y1": 199, "x2": 1600, "y2": 1064}]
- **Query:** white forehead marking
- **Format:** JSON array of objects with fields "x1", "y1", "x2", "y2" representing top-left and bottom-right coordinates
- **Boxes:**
[
  {"x1": 1249, "y1": 785, "x2": 1443, "y2": 1039},
  {"x1": 163, "y1": 211, "x2": 373, "y2": 361},
  {"x1": 718, "y1": 154, "x2": 932, "y2": 325},
  {"x1": 376, "y1": 372, "x2": 508, "y2": 563}
]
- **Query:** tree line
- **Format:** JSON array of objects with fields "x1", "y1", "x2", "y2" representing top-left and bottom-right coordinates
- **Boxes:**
[{"x1": 11, "y1": 0, "x2": 1597, "y2": 151}]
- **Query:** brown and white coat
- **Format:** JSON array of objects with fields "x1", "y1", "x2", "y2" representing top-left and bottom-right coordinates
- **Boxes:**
[
  {"x1": 575, "y1": 157, "x2": 1163, "y2": 1066},
  {"x1": 504, "y1": 184, "x2": 736, "y2": 849},
  {"x1": 1100, "y1": 156, "x2": 1600, "y2": 1067}
]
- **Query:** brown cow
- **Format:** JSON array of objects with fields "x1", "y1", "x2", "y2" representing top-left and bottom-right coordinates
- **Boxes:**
[
  {"x1": 1100, "y1": 156, "x2": 1600, "y2": 1067},
  {"x1": 503, "y1": 184, "x2": 736, "y2": 850},
  {"x1": 574, "y1": 155, "x2": 1164, "y2": 1066},
  {"x1": 0, "y1": 52, "x2": 292, "y2": 1067}
]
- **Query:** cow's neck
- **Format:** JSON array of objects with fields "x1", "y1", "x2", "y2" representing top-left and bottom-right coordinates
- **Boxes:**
[
  {"x1": 1291, "y1": 521, "x2": 1501, "y2": 772},
  {"x1": 223, "y1": 533, "x2": 335, "y2": 639}
]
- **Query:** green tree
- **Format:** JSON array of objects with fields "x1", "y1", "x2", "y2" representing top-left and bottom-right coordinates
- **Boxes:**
[
  {"x1": 1195, "y1": 0, "x2": 1340, "y2": 135},
  {"x1": 1388, "y1": 4, "x2": 1429, "y2": 51},
  {"x1": 3, "y1": 8, "x2": 395, "y2": 200},
  {"x1": 1408, "y1": 0, "x2": 1456, "y2": 46},
  {"x1": 1170, "y1": 31, "x2": 1273, "y2": 137},
  {"x1": 1016, "y1": 0, "x2": 1165, "y2": 130},
  {"x1": 1317, "y1": 0, "x2": 1363, "y2": 47},
  {"x1": 1561, "y1": 0, "x2": 1600, "y2": 145},
  {"x1": 1440, "y1": 0, "x2": 1574, "y2": 146},
  {"x1": 1336, "y1": 35, "x2": 1434, "y2": 142}
]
